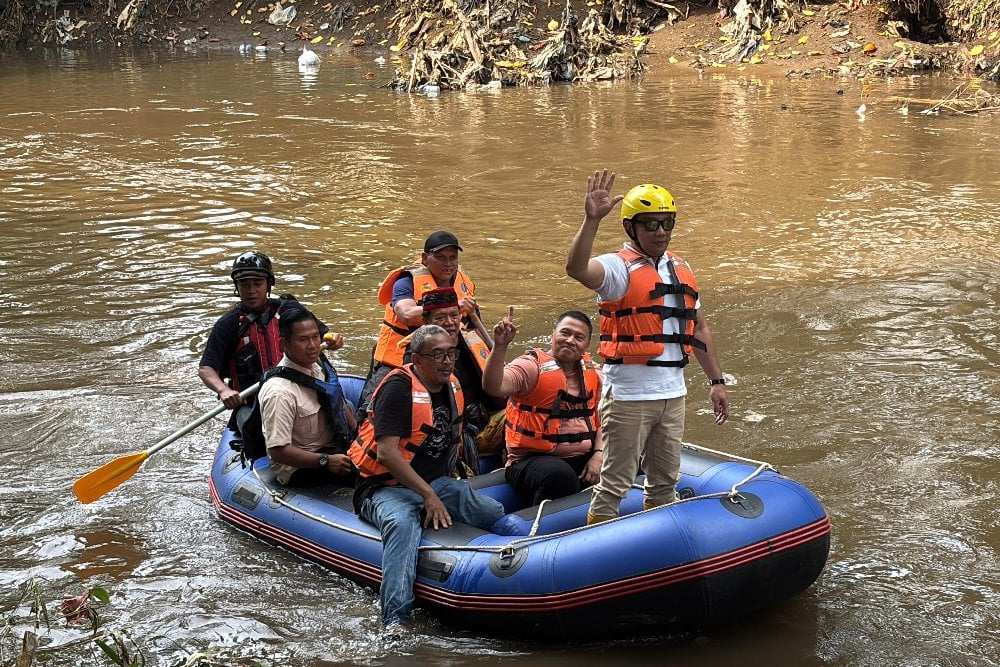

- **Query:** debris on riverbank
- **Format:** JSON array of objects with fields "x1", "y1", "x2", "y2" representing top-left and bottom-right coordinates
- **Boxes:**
[
  {"x1": 2, "y1": 0, "x2": 999, "y2": 86},
  {"x1": 882, "y1": 83, "x2": 1000, "y2": 113}
]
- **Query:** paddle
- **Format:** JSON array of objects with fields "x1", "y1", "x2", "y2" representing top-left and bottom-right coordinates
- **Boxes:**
[
  {"x1": 467, "y1": 309, "x2": 494, "y2": 350},
  {"x1": 73, "y1": 382, "x2": 261, "y2": 504}
]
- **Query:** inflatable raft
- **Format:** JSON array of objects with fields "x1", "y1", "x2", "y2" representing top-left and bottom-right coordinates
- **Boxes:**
[{"x1": 209, "y1": 375, "x2": 830, "y2": 640}]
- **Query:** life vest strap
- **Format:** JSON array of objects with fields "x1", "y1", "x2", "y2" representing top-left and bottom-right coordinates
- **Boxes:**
[
  {"x1": 599, "y1": 332, "x2": 707, "y2": 351},
  {"x1": 505, "y1": 419, "x2": 597, "y2": 444},
  {"x1": 382, "y1": 319, "x2": 412, "y2": 336},
  {"x1": 599, "y1": 305, "x2": 698, "y2": 321},
  {"x1": 649, "y1": 282, "x2": 698, "y2": 300},
  {"x1": 604, "y1": 356, "x2": 690, "y2": 368}
]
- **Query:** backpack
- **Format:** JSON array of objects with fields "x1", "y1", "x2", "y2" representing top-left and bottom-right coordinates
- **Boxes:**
[{"x1": 231, "y1": 356, "x2": 355, "y2": 466}]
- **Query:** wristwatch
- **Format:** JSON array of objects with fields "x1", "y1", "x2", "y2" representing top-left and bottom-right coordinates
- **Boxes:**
[
  {"x1": 709, "y1": 378, "x2": 727, "y2": 386},
  {"x1": 317, "y1": 454, "x2": 329, "y2": 468}
]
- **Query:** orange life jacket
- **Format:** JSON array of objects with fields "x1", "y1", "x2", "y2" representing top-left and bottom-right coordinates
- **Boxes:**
[
  {"x1": 226, "y1": 299, "x2": 285, "y2": 391},
  {"x1": 372, "y1": 264, "x2": 476, "y2": 367},
  {"x1": 504, "y1": 349, "x2": 601, "y2": 453},
  {"x1": 597, "y1": 248, "x2": 707, "y2": 367},
  {"x1": 348, "y1": 365, "x2": 465, "y2": 484}
]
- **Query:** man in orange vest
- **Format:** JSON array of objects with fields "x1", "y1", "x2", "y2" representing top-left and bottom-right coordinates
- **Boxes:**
[
  {"x1": 349, "y1": 325, "x2": 505, "y2": 632},
  {"x1": 566, "y1": 169, "x2": 730, "y2": 525},
  {"x1": 360, "y1": 231, "x2": 478, "y2": 413},
  {"x1": 482, "y1": 308, "x2": 604, "y2": 505}
]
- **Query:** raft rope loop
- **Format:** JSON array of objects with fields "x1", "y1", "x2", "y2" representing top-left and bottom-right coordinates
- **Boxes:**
[{"x1": 247, "y1": 442, "x2": 777, "y2": 556}]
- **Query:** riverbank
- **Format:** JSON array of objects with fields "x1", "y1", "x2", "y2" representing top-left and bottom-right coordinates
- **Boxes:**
[{"x1": 6, "y1": 0, "x2": 999, "y2": 83}]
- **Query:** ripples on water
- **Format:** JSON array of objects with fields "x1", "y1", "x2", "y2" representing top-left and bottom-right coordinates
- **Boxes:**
[{"x1": 1, "y1": 48, "x2": 998, "y2": 665}]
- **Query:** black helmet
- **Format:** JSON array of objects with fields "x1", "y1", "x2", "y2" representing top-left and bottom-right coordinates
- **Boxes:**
[{"x1": 230, "y1": 251, "x2": 275, "y2": 286}]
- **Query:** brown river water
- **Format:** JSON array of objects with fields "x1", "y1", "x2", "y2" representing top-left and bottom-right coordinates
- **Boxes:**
[{"x1": 1, "y1": 46, "x2": 998, "y2": 666}]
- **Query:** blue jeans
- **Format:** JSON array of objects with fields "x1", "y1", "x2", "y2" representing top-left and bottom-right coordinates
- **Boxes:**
[{"x1": 359, "y1": 476, "x2": 506, "y2": 626}]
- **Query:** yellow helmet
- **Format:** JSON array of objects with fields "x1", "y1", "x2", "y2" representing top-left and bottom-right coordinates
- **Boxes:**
[{"x1": 621, "y1": 184, "x2": 677, "y2": 221}]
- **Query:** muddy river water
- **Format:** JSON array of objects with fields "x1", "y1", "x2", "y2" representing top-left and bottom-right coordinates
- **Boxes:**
[{"x1": 1, "y1": 46, "x2": 997, "y2": 665}]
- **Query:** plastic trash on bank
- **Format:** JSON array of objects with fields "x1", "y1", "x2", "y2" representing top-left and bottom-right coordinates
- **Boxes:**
[{"x1": 268, "y1": 2, "x2": 297, "y2": 27}]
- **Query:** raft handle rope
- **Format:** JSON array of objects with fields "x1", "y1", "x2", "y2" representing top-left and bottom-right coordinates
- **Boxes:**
[{"x1": 246, "y1": 442, "x2": 777, "y2": 555}]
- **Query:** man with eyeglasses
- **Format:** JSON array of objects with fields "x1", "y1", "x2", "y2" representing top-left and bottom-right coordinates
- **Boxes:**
[
  {"x1": 349, "y1": 325, "x2": 505, "y2": 633},
  {"x1": 361, "y1": 230, "x2": 480, "y2": 414},
  {"x1": 566, "y1": 170, "x2": 730, "y2": 525}
]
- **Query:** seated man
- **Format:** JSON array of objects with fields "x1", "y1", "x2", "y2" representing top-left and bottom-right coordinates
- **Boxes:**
[
  {"x1": 482, "y1": 308, "x2": 604, "y2": 506},
  {"x1": 349, "y1": 325, "x2": 506, "y2": 631},
  {"x1": 198, "y1": 251, "x2": 342, "y2": 422},
  {"x1": 397, "y1": 287, "x2": 504, "y2": 473},
  {"x1": 258, "y1": 306, "x2": 357, "y2": 487},
  {"x1": 359, "y1": 230, "x2": 479, "y2": 413}
]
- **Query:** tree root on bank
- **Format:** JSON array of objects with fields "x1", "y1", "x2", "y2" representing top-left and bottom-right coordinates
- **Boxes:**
[{"x1": 387, "y1": 0, "x2": 645, "y2": 91}]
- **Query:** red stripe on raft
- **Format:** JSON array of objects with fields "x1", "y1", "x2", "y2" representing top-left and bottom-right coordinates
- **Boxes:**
[{"x1": 209, "y1": 478, "x2": 830, "y2": 613}]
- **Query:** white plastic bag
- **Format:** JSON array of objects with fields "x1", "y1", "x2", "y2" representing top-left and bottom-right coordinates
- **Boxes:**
[{"x1": 267, "y1": 2, "x2": 297, "y2": 27}]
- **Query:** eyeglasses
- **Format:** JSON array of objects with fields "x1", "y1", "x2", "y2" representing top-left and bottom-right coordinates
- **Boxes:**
[
  {"x1": 631, "y1": 217, "x2": 676, "y2": 232},
  {"x1": 415, "y1": 348, "x2": 460, "y2": 363}
]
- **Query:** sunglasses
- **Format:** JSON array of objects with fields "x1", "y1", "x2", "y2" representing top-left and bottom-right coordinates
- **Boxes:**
[{"x1": 630, "y1": 217, "x2": 676, "y2": 232}]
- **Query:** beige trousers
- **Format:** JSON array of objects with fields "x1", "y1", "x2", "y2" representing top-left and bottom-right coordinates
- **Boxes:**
[{"x1": 588, "y1": 394, "x2": 685, "y2": 518}]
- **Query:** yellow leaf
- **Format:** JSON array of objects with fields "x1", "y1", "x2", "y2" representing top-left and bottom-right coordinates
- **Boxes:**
[
  {"x1": 694, "y1": 41, "x2": 704, "y2": 48},
  {"x1": 252, "y1": 30, "x2": 260, "y2": 36},
  {"x1": 894, "y1": 41, "x2": 905, "y2": 48},
  {"x1": 862, "y1": 42, "x2": 877, "y2": 53},
  {"x1": 719, "y1": 36, "x2": 732, "y2": 43},
  {"x1": 760, "y1": 43, "x2": 771, "y2": 51},
  {"x1": 969, "y1": 44, "x2": 984, "y2": 56},
  {"x1": 230, "y1": 9, "x2": 237, "y2": 15},
  {"x1": 389, "y1": 37, "x2": 407, "y2": 52},
  {"x1": 596, "y1": 0, "x2": 603, "y2": 4},
  {"x1": 803, "y1": 9, "x2": 815, "y2": 15},
  {"x1": 711, "y1": 62, "x2": 727, "y2": 68},
  {"x1": 749, "y1": 54, "x2": 762, "y2": 63},
  {"x1": 798, "y1": 35, "x2": 809, "y2": 44},
  {"x1": 790, "y1": 49, "x2": 801, "y2": 55},
  {"x1": 808, "y1": 50, "x2": 823, "y2": 55},
  {"x1": 764, "y1": 28, "x2": 772, "y2": 41},
  {"x1": 311, "y1": 36, "x2": 323, "y2": 43},
  {"x1": 234, "y1": 1, "x2": 242, "y2": 7},
  {"x1": 496, "y1": 60, "x2": 526, "y2": 68},
  {"x1": 988, "y1": 31, "x2": 998, "y2": 40},
  {"x1": 668, "y1": 56, "x2": 678, "y2": 64},
  {"x1": 776, "y1": 53, "x2": 791, "y2": 59},
  {"x1": 548, "y1": 19, "x2": 559, "y2": 30}
]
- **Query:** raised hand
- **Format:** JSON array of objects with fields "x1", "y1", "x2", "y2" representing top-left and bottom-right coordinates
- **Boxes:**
[
  {"x1": 584, "y1": 169, "x2": 625, "y2": 223},
  {"x1": 492, "y1": 305, "x2": 517, "y2": 347}
]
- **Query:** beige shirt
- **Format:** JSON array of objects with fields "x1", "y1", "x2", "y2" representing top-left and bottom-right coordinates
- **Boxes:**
[{"x1": 259, "y1": 356, "x2": 335, "y2": 485}]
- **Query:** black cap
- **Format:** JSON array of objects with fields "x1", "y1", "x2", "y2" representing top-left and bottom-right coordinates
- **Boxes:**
[{"x1": 423, "y1": 230, "x2": 463, "y2": 253}]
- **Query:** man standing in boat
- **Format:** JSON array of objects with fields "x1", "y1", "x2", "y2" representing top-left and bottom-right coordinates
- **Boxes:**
[
  {"x1": 482, "y1": 308, "x2": 605, "y2": 505},
  {"x1": 349, "y1": 325, "x2": 506, "y2": 632},
  {"x1": 359, "y1": 231, "x2": 484, "y2": 413},
  {"x1": 566, "y1": 170, "x2": 729, "y2": 524},
  {"x1": 198, "y1": 251, "x2": 343, "y2": 421}
]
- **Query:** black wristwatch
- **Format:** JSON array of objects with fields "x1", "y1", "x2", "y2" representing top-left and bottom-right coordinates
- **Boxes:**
[
  {"x1": 709, "y1": 378, "x2": 727, "y2": 386},
  {"x1": 317, "y1": 454, "x2": 329, "y2": 468}
]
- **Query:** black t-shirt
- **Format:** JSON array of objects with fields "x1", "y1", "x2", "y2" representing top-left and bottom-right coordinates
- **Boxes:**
[
  {"x1": 198, "y1": 297, "x2": 327, "y2": 378},
  {"x1": 352, "y1": 373, "x2": 458, "y2": 512}
]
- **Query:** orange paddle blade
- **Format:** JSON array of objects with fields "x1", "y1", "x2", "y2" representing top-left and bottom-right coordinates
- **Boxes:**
[{"x1": 73, "y1": 451, "x2": 150, "y2": 504}]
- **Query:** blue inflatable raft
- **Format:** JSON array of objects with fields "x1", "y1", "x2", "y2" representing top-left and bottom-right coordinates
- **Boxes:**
[{"x1": 209, "y1": 375, "x2": 830, "y2": 640}]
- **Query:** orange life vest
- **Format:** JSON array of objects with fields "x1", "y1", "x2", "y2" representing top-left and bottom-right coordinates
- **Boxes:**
[
  {"x1": 504, "y1": 349, "x2": 601, "y2": 453},
  {"x1": 372, "y1": 264, "x2": 476, "y2": 367},
  {"x1": 348, "y1": 365, "x2": 465, "y2": 484},
  {"x1": 597, "y1": 248, "x2": 707, "y2": 367}
]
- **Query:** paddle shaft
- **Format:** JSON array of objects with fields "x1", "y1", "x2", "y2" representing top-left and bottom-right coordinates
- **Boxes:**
[
  {"x1": 468, "y1": 310, "x2": 494, "y2": 350},
  {"x1": 146, "y1": 381, "x2": 260, "y2": 457}
]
